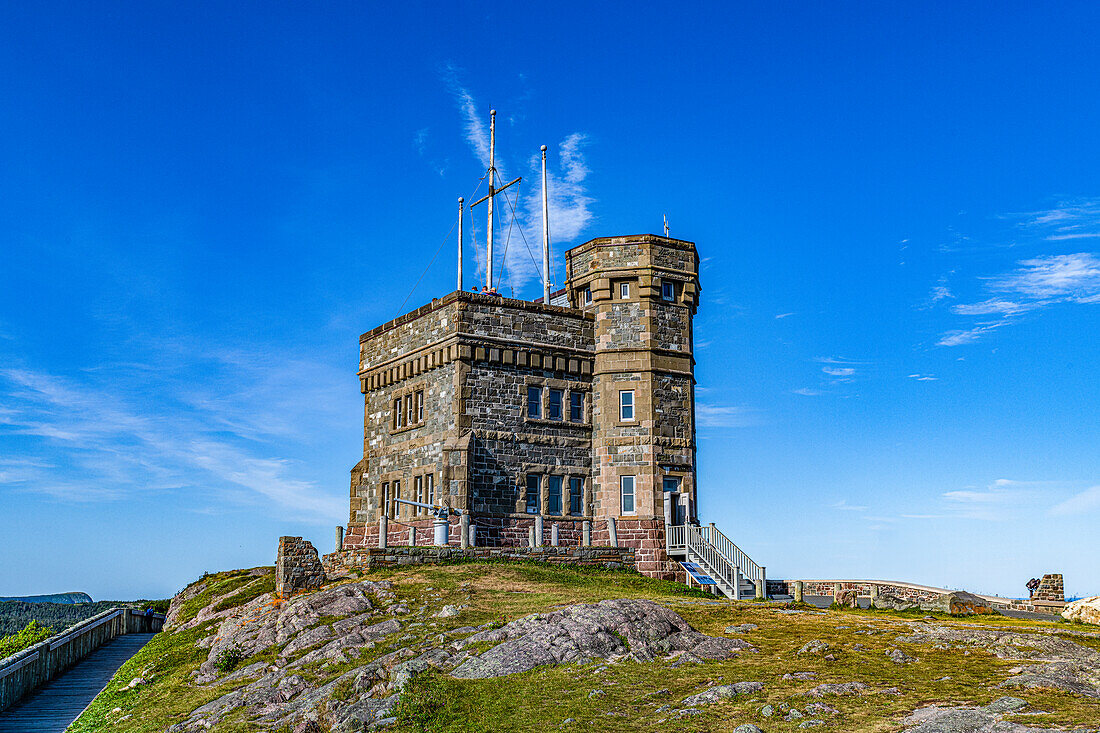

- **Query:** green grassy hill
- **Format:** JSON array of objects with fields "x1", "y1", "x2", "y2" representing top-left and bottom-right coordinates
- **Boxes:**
[{"x1": 69, "y1": 562, "x2": 1100, "y2": 732}]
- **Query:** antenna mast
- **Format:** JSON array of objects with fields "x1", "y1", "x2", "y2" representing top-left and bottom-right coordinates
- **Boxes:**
[
  {"x1": 663, "y1": 214, "x2": 670, "y2": 237},
  {"x1": 470, "y1": 109, "x2": 521, "y2": 292},
  {"x1": 541, "y1": 145, "x2": 551, "y2": 304},
  {"x1": 457, "y1": 197, "x2": 464, "y2": 291}
]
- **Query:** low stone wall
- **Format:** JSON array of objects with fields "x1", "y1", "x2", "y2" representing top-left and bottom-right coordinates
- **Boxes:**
[
  {"x1": 0, "y1": 608, "x2": 165, "y2": 712},
  {"x1": 323, "y1": 545, "x2": 636, "y2": 573},
  {"x1": 768, "y1": 578, "x2": 1065, "y2": 614},
  {"x1": 276, "y1": 536, "x2": 325, "y2": 598}
]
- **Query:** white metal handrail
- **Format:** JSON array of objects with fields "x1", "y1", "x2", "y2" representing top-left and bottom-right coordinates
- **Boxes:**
[
  {"x1": 682, "y1": 524, "x2": 741, "y2": 598},
  {"x1": 700, "y1": 524, "x2": 763, "y2": 584}
]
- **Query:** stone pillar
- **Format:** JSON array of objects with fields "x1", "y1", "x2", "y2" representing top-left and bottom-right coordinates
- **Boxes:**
[
  {"x1": 793, "y1": 580, "x2": 804, "y2": 603},
  {"x1": 468, "y1": 521, "x2": 476, "y2": 548},
  {"x1": 535, "y1": 515, "x2": 544, "y2": 547},
  {"x1": 407, "y1": 527, "x2": 416, "y2": 546},
  {"x1": 582, "y1": 520, "x2": 592, "y2": 546},
  {"x1": 870, "y1": 584, "x2": 879, "y2": 605},
  {"x1": 608, "y1": 517, "x2": 618, "y2": 548},
  {"x1": 460, "y1": 513, "x2": 470, "y2": 549},
  {"x1": 755, "y1": 578, "x2": 765, "y2": 600},
  {"x1": 551, "y1": 523, "x2": 559, "y2": 547},
  {"x1": 528, "y1": 525, "x2": 536, "y2": 548},
  {"x1": 833, "y1": 582, "x2": 842, "y2": 601},
  {"x1": 379, "y1": 515, "x2": 388, "y2": 549},
  {"x1": 335, "y1": 526, "x2": 344, "y2": 553},
  {"x1": 276, "y1": 537, "x2": 325, "y2": 598}
]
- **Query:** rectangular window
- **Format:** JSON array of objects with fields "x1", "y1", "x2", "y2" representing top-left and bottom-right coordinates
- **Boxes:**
[
  {"x1": 620, "y1": 282, "x2": 630, "y2": 299},
  {"x1": 416, "y1": 390, "x2": 424, "y2": 423},
  {"x1": 583, "y1": 287, "x2": 592, "y2": 304},
  {"x1": 620, "y1": 475, "x2": 636, "y2": 514},
  {"x1": 393, "y1": 398, "x2": 402, "y2": 429},
  {"x1": 527, "y1": 386, "x2": 542, "y2": 419},
  {"x1": 425, "y1": 473, "x2": 434, "y2": 508},
  {"x1": 547, "y1": 389, "x2": 563, "y2": 420},
  {"x1": 569, "y1": 392, "x2": 584, "y2": 422},
  {"x1": 405, "y1": 394, "x2": 414, "y2": 427},
  {"x1": 619, "y1": 390, "x2": 635, "y2": 421},
  {"x1": 548, "y1": 476, "x2": 562, "y2": 515},
  {"x1": 526, "y1": 474, "x2": 540, "y2": 514},
  {"x1": 415, "y1": 475, "x2": 424, "y2": 514},
  {"x1": 662, "y1": 281, "x2": 675, "y2": 301},
  {"x1": 569, "y1": 477, "x2": 583, "y2": 515},
  {"x1": 382, "y1": 482, "x2": 390, "y2": 517},
  {"x1": 663, "y1": 476, "x2": 681, "y2": 493},
  {"x1": 391, "y1": 480, "x2": 401, "y2": 519}
]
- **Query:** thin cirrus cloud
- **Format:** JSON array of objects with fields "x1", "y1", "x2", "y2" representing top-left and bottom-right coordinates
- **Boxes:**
[
  {"x1": 695, "y1": 402, "x2": 760, "y2": 428},
  {"x1": 0, "y1": 352, "x2": 347, "y2": 521},
  {"x1": 1050, "y1": 485, "x2": 1100, "y2": 516},
  {"x1": 936, "y1": 201, "x2": 1100, "y2": 346},
  {"x1": 443, "y1": 65, "x2": 594, "y2": 293}
]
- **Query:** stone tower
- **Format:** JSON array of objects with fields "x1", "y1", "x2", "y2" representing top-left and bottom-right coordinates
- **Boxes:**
[{"x1": 565, "y1": 235, "x2": 700, "y2": 576}]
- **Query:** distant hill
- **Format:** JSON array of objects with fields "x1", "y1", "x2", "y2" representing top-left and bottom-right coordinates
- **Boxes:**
[{"x1": 0, "y1": 592, "x2": 93, "y2": 604}]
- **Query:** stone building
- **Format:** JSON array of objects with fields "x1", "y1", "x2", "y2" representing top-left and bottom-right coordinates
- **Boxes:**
[{"x1": 341, "y1": 234, "x2": 701, "y2": 578}]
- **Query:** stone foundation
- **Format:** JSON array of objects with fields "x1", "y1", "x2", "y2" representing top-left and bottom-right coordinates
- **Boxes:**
[
  {"x1": 342, "y1": 516, "x2": 682, "y2": 582},
  {"x1": 323, "y1": 545, "x2": 635, "y2": 573},
  {"x1": 276, "y1": 536, "x2": 325, "y2": 598}
]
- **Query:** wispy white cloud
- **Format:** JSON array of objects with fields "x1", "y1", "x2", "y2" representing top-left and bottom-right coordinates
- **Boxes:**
[
  {"x1": 775, "y1": 312, "x2": 795, "y2": 319},
  {"x1": 937, "y1": 321, "x2": 1008, "y2": 347},
  {"x1": 832, "y1": 499, "x2": 867, "y2": 512},
  {"x1": 907, "y1": 374, "x2": 938, "y2": 381},
  {"x1": 1050, "y1": 485, "x2": 1100, "y2": 516},
  {"x1": 442, "y1": 67, "x2": 594, "y2": 293},
  {"x1": 822, "y1": 366, "x2": 855, "y2": 378},
  {"x1": 791, "y1": 387, "x2": 824, "y2": 397},
  {"x1": 695, "y1": 402, "x2": 759, "y2": 428}
]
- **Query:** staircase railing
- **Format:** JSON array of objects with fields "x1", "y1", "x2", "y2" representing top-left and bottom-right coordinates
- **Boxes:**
[
  {"x1": 699, "y1": 523, "x2": 764, "y2": 587},
  {"x1": 666, "y1": 523, "x2": 766, "y2": 600}
]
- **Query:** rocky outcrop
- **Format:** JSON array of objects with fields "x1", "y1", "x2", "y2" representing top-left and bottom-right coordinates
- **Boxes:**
[
  {"x1": 451, "y1": 599, "x2": 753, "y2": 679},
  {"x1": 681, "y1": 681, "x2": 764, "y2": 705},
  {"x1": 1062, "y1": 596, "x2": 1100, "y2": 626},
  {"x1": 902, "y1": 697, "x2": 1055, "y2": 732},
  {"x1": 872, "y1": 590, "x2": 918, "y2": 612},
  {"x1": 919, "y1": 591, "x2": 994, "y2": 615}
]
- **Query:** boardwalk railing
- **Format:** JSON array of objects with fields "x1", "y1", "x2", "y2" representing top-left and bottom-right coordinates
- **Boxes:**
[{"x1": 0, "y1": 608, "x2": 165, "y2": 712}]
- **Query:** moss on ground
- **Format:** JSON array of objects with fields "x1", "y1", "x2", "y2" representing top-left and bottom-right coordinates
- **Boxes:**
[{"x1": 72, "y1": 563, "x2": 1100, "y2": 732}]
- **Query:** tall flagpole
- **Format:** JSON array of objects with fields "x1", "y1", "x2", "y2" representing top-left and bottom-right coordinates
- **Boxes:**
[
  {"x1": 541, "y1": 144, "x2": 551, "y2": 304},
  {"x1": 457, "y1": 197, "x2": 464, "y2": 291},
  {"x1": 486, "y1": 110, "x2": 496, "y2": 290}
]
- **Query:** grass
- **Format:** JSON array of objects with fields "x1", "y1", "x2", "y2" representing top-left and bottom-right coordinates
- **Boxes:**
[{"x1": 71, "y1": 562, "x2": 1100, "y2": 733}]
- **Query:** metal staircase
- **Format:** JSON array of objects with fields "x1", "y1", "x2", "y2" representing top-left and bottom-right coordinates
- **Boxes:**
[{"x1": 666, "y1": 523, "x2": 765, "y2": 600}]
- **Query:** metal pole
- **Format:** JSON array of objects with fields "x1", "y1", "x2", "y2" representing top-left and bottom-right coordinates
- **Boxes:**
[
  {"x1": 541, "y1": 144, "x2": 550, "y2": 304},
  {"x1": 457, "y1": 197, "x2": 464, "y2": 291},
  {"x1": 487, "y1": 110, "x2": 496, "y2": 290}
]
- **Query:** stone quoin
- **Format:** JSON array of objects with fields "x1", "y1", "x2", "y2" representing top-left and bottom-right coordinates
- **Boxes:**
[{"x1": 335, "y1": 234, "x2": 701, "y2": 580}]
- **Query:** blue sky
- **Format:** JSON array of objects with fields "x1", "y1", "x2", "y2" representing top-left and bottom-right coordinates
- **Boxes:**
[{"x1": 2, "y1": 2, "x2": 1100, "y2": 600}]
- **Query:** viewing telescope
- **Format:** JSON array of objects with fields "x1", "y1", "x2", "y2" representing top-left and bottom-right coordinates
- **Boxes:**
[{"x1": 392, "y1": 499, "x2": 467, "y2": 546}]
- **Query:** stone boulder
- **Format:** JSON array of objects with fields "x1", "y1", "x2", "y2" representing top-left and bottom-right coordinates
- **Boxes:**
[
  {"x1": 1062, "y1": 596, "x2": 1100, "y2": 626},
  {"x1": 919, "y1": 591, "x2": 995, "y2": 616},
  {"x1": 872, "y1": 590, "x2": 918, "y2": 612},
  {"x1": 681, "y1": 682, "x2": 764, "y2": 706},
  {"x1": 834, "y1": 589, "x2": 858, "y2": 608},
  {"x1": 451, "y1": 599, "x2": 752, "y2": 679}
]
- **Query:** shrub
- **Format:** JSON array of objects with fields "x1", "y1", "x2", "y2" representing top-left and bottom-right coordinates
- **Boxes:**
[
  {"x1": 211, "y1": 644, "x2": 244, "y2": 673},
  {"x1": 0, "y1": 620, "x2": 54, "y2": 658}
]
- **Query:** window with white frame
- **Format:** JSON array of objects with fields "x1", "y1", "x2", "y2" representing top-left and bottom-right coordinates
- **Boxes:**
[
  {"x1": 526, "y1": 474, "x2": 540, "y2": 514},
  {"x1": 619, "y1": 281, "x2": 630, "y2": 299},
  {"x1": 548, "y1": 476, "x2": 562, "y2": 515},
  {"x1": 619, "y1": 390, "x2": 635, "y2": 421},
  {"x1": 583, "y1": 287, "x2": 592, "y2": 304},
  {"x1": 547, "y1": 389, "x2": 563, "y2": 420},
  {"x1": 414, "y1": 475, "x2": 424, "y2": 515},
  {"x1": 391, "y1": 480, "x2": 401, "y2": 519},
  {"x1": 569, "y1": 477, "x2": 583, "y2": 515},
  {"x1": 382, "y1": 481, "x2": 390, "y2": 517},
  {"x1": 416, "y1": 390, "x2": 424, "y2": 422},
  {"x1": 527, "y1": 386, "x2": 541, "y2": 419},
  {"x1": 620, "y1": 475, "x2": 636, "y2": 514}
]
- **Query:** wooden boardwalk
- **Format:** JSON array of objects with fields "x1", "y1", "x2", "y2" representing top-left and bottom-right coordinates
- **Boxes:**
[{"x1": 0, "y1": 633, "x2": 155, "y2": 732}]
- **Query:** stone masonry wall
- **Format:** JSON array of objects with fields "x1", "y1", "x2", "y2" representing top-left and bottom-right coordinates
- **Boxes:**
[
  {"x1": 1034, "y1": 573, "x2": 1064, "y2": 602},
  {"x1": 276, "y1": 536, "x2": 325, "y2": 598},
  {"x1": 324, "y1": 545, "x2": 635, "y2": 573}
]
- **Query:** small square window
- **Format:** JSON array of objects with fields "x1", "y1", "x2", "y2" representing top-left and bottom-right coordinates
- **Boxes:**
[
  {"x1": 662, "y1": 281, "x2": 675, "y2": 301},
  {"x1": 547, "y1": 389, "x2": 563, "y2": 420},
  {"x1": 569, "y1": 392, "x2": 584, "y2": 422},
  {"x1": 619, "y1": 390, "x2": 635, "y2": 421},
  {"x1": 619, "y1": 282, "x2": 630, "y2": 299},
  {"x1": 526, "y1": 474, "x2": 540, "y2": 514},
  {"x1": 663, "y1": 476, "x2": 681, "y2": 493},
  {"x1": 583, "y1": 287, "x2": 592, "y2": 304},
  {"x1": 527, "y1": 386, "x2": 542, "y2": 419},
  {"x1": 548, "y1": 476, "x2": 562, "y2": 515},
  {"x1": 620, "y1": 475, "x2": 636, "y2": 514},
  {"x1": 569, "y1": 477, "x2": 583, "y2": 515}
]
